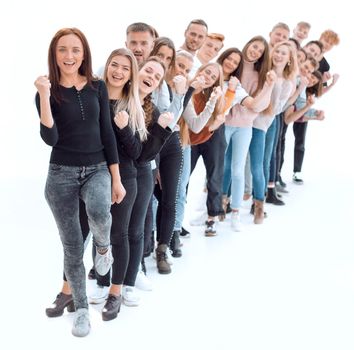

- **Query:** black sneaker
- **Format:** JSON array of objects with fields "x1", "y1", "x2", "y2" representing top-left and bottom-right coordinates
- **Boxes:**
[
  {"x1": 180, "y1": 226, "x2": 191, "y2": 237},
  {"x1": 204, "y1": 220, "x2": 216, "y2": 237},
  {"x1": 102, "y1": 294, "x2": 122, "y2": 321},
  {"x1": 293, "y1": 173, "x2": 304, "y2": 185}
]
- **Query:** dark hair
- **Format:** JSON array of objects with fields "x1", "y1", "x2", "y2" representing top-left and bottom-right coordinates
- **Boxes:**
[
  {"x1": 126, "y1": 22, "x2": 155, "y2": 38},
  {"x1": 217, "y1": 47, "x2": 243, "y2": 79},
  {"x1": 289, "y1": 37, "x2": 301, "y2": 50},
  {"x1": 306, "y1": 70, "x2": 323, "y2": 97},
  {"x1": 48, "y1": 27, "x2": 94, "y2": 103},
  {"x1": 187, "y1": 19, "x2": 208, "y2": 31},
  {"x1": 305, "y1": 40, "x2": 324, "y2": 53},
  {"x1": 150, "y1": 37, "x2": 176, "y2": 71}
]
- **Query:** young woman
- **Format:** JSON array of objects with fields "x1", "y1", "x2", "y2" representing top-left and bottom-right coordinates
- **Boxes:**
[
  {"x1": 87, "y1": 48, "x2": 148, "y2": 321},
  {"x1": 250, "y1": 41, "x2": 298, "y2": 223},
  {"x1": 218, "y1": 38, "x2": 275, "y2": 231},
  {"x1": 34, "y1": 28, "x2": 126, "y2": 337}
]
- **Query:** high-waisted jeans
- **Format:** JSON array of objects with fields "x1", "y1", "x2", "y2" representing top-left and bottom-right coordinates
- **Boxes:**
[{"x1": 45, "y1": 162, "x2": 112, "y2": 309}]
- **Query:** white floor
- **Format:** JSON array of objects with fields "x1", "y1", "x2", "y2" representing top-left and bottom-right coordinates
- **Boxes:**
[{"x1": 1, "y1": 98, "x2": 354, "y2": 349}]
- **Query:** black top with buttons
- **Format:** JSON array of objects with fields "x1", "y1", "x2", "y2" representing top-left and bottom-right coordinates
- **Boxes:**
[{"x1": 36, "y1": 80, "x2": 119, "y2": 167}]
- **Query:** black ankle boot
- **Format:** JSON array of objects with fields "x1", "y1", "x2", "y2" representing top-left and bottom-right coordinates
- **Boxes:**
[
  {"x1": 266, "y1": 188, "x2": 285, "y2": 205},
  {"x1": 102, "y1": 294, "x2": 122, "y2": 321},
  {"x1": 170, "y1": 231, "x2": 182, "y2": 258},
  {"x1": 46, "y1": 292, "x2": 75, "y2": 317}
]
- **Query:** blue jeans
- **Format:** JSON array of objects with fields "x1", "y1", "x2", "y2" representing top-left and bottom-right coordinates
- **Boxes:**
[
  {"x1": 222, "y1": 139, "x2": 232, "y2": 196},
  {"x1": 264, "y1": 117, "x2": 277, "y2": 190},
  {"x1": 45, "y1": 162, "x2": 112, "y2": 309},
  {"x1": 224, "y1": 126, "x2": 252, "y2": 209},
  {"x1": 174, "y1": 146, "x2": 191, "y2": 231},
  {"x1": 249, "y1": 128, "x2": 266, "y2": 201}
]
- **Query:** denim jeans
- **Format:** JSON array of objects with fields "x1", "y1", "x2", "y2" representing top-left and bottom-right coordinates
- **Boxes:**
[
  {"x1": 174, "y1": 145, "x2": 191, "y2": 231},
  {"x1": 45, "y1": 162, "x2": 112, "y2": 309},
  {"x1": 249, "y1": 128, "x2": 266, "y2": 201},
  {"x1": 293, "y1": 121, "x2": 308, "y2": 172},
  {"x1": 222, "y1": 139, "x2": 232, "y2": 196},
  {"x1": 224, "y1": 126, "x2": 252, "y2": 209},
  {"x1": 264, "y1": 117, "x2": 277, "y2": 190}
]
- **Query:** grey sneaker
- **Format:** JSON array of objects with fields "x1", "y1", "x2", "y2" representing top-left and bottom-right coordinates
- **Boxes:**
[
  {"x1": 95, "y1": 246, "x2": 114, "y2": 276},
  {"x1": 72, "y1": 308, "x2": 90, "y2": 337}
]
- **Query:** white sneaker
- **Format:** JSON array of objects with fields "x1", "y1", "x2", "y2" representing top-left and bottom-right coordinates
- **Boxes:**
[
  {"x1": 122, "y1": 286, "x2": 140, "y2": 307},
  {"x1": 153, "y1": 249, "x2": 173, "y2": 265},
  {"x1": 89, "y1": 285, "x2": 109, "y2": 304},
  {"x1": 95, "y1": 246, "x2": 113, "y2": 276},
  {"x1": 231, "y1": 211, "x2": 242, "y2": 232},
  {"x1": 135, "y1": 270, "x2": 153, "y2": 291}
]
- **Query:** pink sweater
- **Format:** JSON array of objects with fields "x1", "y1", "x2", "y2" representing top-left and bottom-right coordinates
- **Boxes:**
[{"x1": 225, "y1": 60, "x2": 268, "y2": 128}]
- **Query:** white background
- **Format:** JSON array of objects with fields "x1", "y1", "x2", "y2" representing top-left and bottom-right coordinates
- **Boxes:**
[{"x1": 0, "y1": 1, "x2": 353, "y2": 349}]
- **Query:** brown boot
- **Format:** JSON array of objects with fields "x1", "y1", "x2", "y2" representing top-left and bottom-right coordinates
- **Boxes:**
[
  {"x1": 254, "y1": 200, "x2": 264, "y2": 224},
  {"x1": 155, "y1": 244, "x2": 171, "y2": 274}
]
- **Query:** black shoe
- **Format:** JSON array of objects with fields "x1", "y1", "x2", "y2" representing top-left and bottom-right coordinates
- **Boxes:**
[
  {"x1": 46, "y1": 292, "x2": 75, "y2": 318},
  {"x1": 180, "y1": 226, "x2": 191, "y2": 237},
  {"x1": 170, "y1": 230, "x2": 182, "y2": 257},
  {"x1": 266, "y1": 188, "x2": 285, "y2": 205},
  {"x1": 102, "y1": 294, "x2": 122, "y2": 321},
  {"x1": 293, "y1": 173, "x2": 304, "y2": 185},
  {"x1": 88, "y1": 266, "x2": 96, "y2": 280},
  {"x1": 225, "y1": 202, "x2": 232, "y2": 214}
]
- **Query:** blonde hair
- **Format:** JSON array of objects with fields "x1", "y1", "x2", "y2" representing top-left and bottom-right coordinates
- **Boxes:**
[{"x1": 103, "y1": 48, "x2": 147, "y2": 141}]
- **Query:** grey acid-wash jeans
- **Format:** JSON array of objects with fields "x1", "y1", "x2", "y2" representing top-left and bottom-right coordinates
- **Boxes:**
[{"x1": 45, "y1": 162, "x2": 112, "y2": 309}]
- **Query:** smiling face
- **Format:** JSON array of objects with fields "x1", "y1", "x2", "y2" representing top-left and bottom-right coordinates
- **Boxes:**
[
  {"x1": 55, "y1": 34, "x2": 84, "y2": 76},
  {"x1": 272, "y1": 44, "x2": 291, "y2": 69},
  {"x1": 198, "y1": 37, "x2": 223, "y2": 64},
  {"x1": 138, "y1": 60, "x2": 165, "y2": 97},
  {"x1": 126, "y1": 31, "x2": 154, "y2": 64},
  {"x1": 222, "y1": 52, "x2": 241, "y2": 77},
  {"x1": 175, "y1": 55, "x2": 193, "y2": 77},
  {"x1": 246, "y1": 40, "x2": 265, "y2": 62},
  {"x1": 106, "y1": 54, "x2": 131, "y2": 90},
  {"x1": 184, "y1": 23, "x2": 208, "y2": 53},
  {"x1": 197, "y1": 64, "x2": 220, "y2": 88},
  {"x1": 156, "y1": 45, "x2": 174, "y2": 69}
]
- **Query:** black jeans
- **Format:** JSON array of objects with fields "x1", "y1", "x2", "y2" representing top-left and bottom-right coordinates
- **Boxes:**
[
  {"x1": 124, "y1": 164, "x2": 154, "y2": 287},
  {"x1": 154, "y1": 132, "x2": 183, "y2": 245},
  {"x1": 191, "y1": 125, "x2": 226, "y2": 217},
  {"x1": 293, "y1": 121, "x2": 308, "y2": 172},
  {"x1": 96, "y1": 177, "x2": 137, "y2": 286}
]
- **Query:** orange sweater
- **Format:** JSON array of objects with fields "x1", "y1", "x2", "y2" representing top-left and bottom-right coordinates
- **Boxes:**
[{"x1": 189, "y1": 89, "x2": 235, "y2": 145}]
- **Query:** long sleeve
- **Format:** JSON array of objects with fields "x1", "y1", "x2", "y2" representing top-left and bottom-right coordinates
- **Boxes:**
[{"x1": 182, "y1": 98, "x2": 217, "y2": 133}]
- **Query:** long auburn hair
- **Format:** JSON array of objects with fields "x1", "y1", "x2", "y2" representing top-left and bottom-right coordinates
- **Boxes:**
[
  {"x1": 103, "y1": 48, "x2": 147, "y2": 141},
  {"x1": 48, "y1": 28, "x2": 94, "y2": 103},
  {"x1": 179, "y1": 62, "x2": 224, "y2": 146}
]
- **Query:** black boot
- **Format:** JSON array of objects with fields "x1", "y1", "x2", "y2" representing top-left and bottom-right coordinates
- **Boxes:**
[
  {"x1": 170, "y1": 231, "x2": 182, "y2": 258},
  {"x1": 180, "y1": 226, "x2": 190, "y2": 237},
  {"x1": 266, "y1": 188, "x2": 285, "y2": 205}
]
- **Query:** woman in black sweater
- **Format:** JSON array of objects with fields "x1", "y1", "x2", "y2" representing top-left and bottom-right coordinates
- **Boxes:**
[{"x1": 34, "y1": 28, "x2": 126, "y2": 337}]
